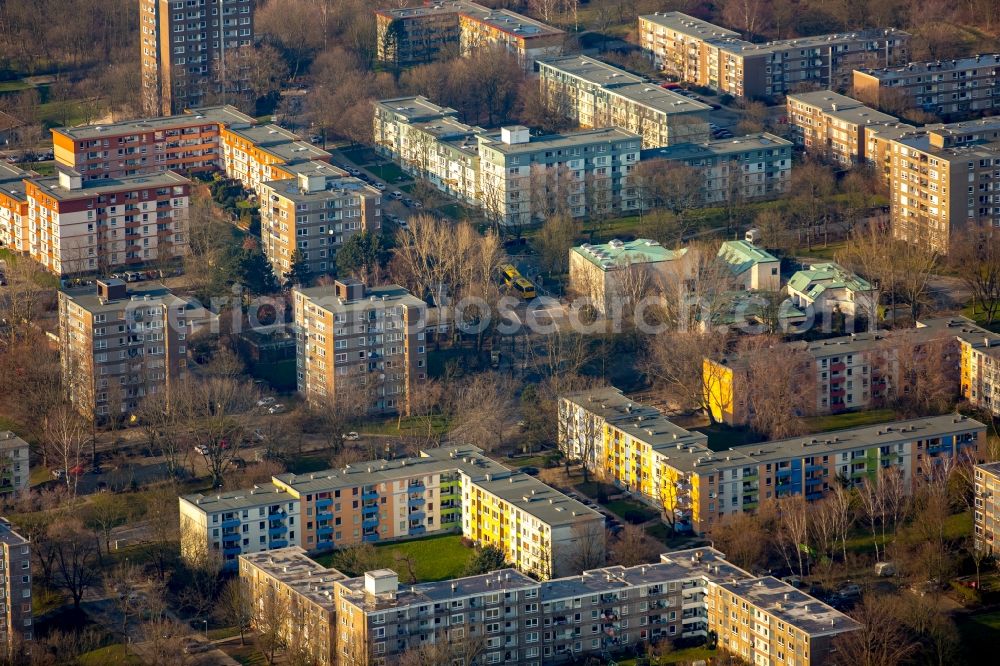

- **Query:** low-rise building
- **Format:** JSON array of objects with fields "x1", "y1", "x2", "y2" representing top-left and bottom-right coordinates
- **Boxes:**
[
  {"x1": 641, "y1": 133, "x2": 793, "y2": 204},
  {"x1": 24, "y1": 169, "x2": 190, "y2": 276},
  {"x1": 0, "y1": 433, "x2": 29, "y2": 497},
  {"x1": 179, "y1": 483, "x2": 300, "y2": 569},
  {"x1": 639, "y1": 11, "x2": 910, "y2": 100},
  {"x1": 716, "y1": 239, "x2": 781, "y2": 291},
  {"x1": 327, "y1": 547, "x2": 856, "y2": 666},
  {"x1": 561, "y1": 387, "x2": 986, "y2": 533},
  {"x1": 59, "y1": 278, "x2": 213, "y2": 419},
  {"x1": 375, "y1": 1, "x2": 563, "y2": 69},
  {"x1": 239, "y1": 548, "x2": 344, "y2": 666},
  {"x1": 537, "y1": 55, "x2": 712, "y2": 149},
  {"x1": 293, "y1": 280, "x2": 426, "y2": 415},
  {"x1": 975, "y1": 462, "x2": 1000, "y2": 554},
  {"x1": 50, "y1": 106, "x2": 255, "y2": 181},
  {"x1": 786, "y1": 91, "x2": 901, "y2": 166},
  {"x1": 260, "y1": 166, "x2": 382, "y2": 279},
  {"x1": 786, "y1": 262, "x2": 877, "y2": 320},
  {"x1": 372, "y1": 96, "x2": 483, "y2": 204},
  {"x1": 477, "y1": 125, "x2": 642, "y2": 227},
  {"x1": 853, "y1": 54, "x2": 1000, "y2": 120},
  {"x1": 219, "y1": 123, "x2": 332, "y2": 196},
  {"x1": 0, "y1": 520, "x2": 31, "y2": 648},
  {"x1": 568, "y1": 238, "x2": 688, "y2": 317},
  {"x1": 182, "y1": 445, "x2": 605, "y2": 579}
]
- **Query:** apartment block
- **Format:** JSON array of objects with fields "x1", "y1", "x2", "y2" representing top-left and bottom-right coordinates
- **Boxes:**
[
  {"x1": 886, "y1": 120, "x2": 1000, "y2": 254},
  {"x1": 375, "y1": 1, "x2": 563, "y2": 69},
  {"x1": 786, "y1": 91, "x2": 900, "y2": 166},
  {"x1": 260, "y1": 166, "x2": 382, "y2": 279},
  {"x1": 639, "y1": 12, "x2": 910, "y2": 100},
  {"x1": 975, "y1": 463, "x2": 1000, "y2": 554},
  {"x1": 537, "y1": 55, "x2": 711, "y2": 149},
  {"x1": 327, "y1": 547, "x2": 855, "y2": 666},
  {"x1": 24, "y1": 170, "x2": 190, "y2": 276},
  {"x1": 560, "y1": 387, "x2": 985, "y2": 532},
  {"x1": 0, "y1": 164, "x2": 28, "y2": 255},
  {"x1": 0, "y1": 521, "x2": 31, "y2": 648},
  {"x1": 293, "y1": 280, "x2": 426, "y2": 415},
  {"x1": 179, "y1": 482, "x2": 300, "y2": 569},
  {"x1": 59, "y1": 278, "x2": 213, "y2": 419},
  {"x1": 568, "y1": 238, "x2": 690, "y2": 317},
  {"x1": 960, "y1": 324, "x2": 1000, "y2": 417},
  {"x1": 183, "y1": 445, "x2": 605, "y2": 579},
  {"x1": 854, "y1": 54, "x2": 1000, "y2": 120},
  {"x1": 51, "y1": 106, "x2": 255, "y2": 181},
  {"x1": 641, "y1": 133, "x2": 793, "y2": 204},
  {"x1": 140, "y1": 0, "x2": 255, "y2": 116},
  {"x1": 477, "y1": 125, "x2": 642, "y2": 227},
  {"x1": 717, "y1": 239, "x2": 781, "y2": 291},
  {"x1": 373, "y1": 96, "x2": 484, "y2": 205},
  {"x1": 239, "y1": 548, "x2": 344, "y2": 666},
  {"x1": 706, "y1": 316, "x2": 991, "y2": 424},
  {"x1": 786, "y1": 261, "x2": 878, "y2": 320},
  {"x1": 0, "y1": 433, "x2": 29, "y2": 497},
  {"x1": 219, "y1": 124, "x2": 332, "y2": 196}
]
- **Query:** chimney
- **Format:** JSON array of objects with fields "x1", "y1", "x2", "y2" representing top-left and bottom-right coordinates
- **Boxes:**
[
  {"x1": 57, "y1": 168, "x2": 83, "y2": 190},
  {"x1": 96, "y1": 278, "x2": 127, "y2": 302}
]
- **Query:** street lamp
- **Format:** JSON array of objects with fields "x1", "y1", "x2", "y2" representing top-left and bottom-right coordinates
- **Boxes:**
[{"x1": 203, "y1": 619, "x2": 209, "y2": 640}]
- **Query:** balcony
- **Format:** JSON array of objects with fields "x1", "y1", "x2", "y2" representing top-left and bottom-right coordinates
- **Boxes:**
[
  {"x1": 221, "y1": 518, "x2": 240, "y2": 529},
  {"x1": 408, "y1": 480, "x2": 425, "y2": 492},
  {"x1": 408, "y1": 510, "x2": 425, "y2": 522},
  {"x1": 408, "y1": 495, "x2": 426, "y2": 507},
  {"x1": 268, "y1": 524, "x2": 287, "y2": 537},
  {"x1": 223, "y1": 545, "x2": 241, "y2": 556},
  {"x1": 362, "y1": 503, "x2": 379, "y2": 516},
  {"x1": 363, "y1": 532, "x2": 380, "y2": 543},
  {"x1": 317, "y1": 509, "x2": 333, "y2": 520},
  {"x1": 221, "y1": 532, "x2": 240, "y2": 543},
  {"x1": 362, "y1": 489, "x2": 379, "y2": 501},
  {"x1": 317, "y1": 525, "x2": 334, "y2": 536},
  {"x1": 269, "y1": 539, "x2": 288, "y2": 548},
  {"x1": 316, "y1": 497, "x2": 333, "y2": 509},
  {"x1": 363, "y1": 516, "x2": 379, "y2": 529}
]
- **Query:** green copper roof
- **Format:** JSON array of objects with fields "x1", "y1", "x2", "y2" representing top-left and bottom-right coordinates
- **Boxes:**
[
  {"x1": 787, "y1": 262, "x2": 873, "y2": 299},
  {"x1": 717, "y1": 240, "x2": 779, "y2": 277},
  {"x1": 571, "y1": 238, "x2": 686, "y2": 270}
]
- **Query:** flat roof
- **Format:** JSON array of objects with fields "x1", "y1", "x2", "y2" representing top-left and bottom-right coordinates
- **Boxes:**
[
  {"x1": 642, "y1": 133, "x2": 792, "y2": 161},
  {"x1": 338, "y1": 567, "x2": 538, "y2": 612},
  {"x1": 857, "y1": 53, "x2": 1000, "y2": 80},
  {"x1": 374, "y1": 96, "x2": 457, "y2": 124},
  {"x1": 52, "y1": 105, "x2": 254, "y2": 141},
  {"x1": 181, "y1": 482, "x2": 297, "y2": 513},
  {"x1": 377, "y1": 1, "x2": 563, "y2": 38},
  {"x1": 0, "y1": 520, "x2": 27, "y2": 548},
  {"x1": 788, "y1": 91, "x2": 899, "y2": 126},
  {"x1": 224, "y1": 124, "x2": 331, "y2": 163},
  {"x1": 262, "y1": 174, "x2": 380, "y2": 204},
  {"x1": 60, "y1": 281, "x2": 195, "y2": 314},
  {"x1": 239, "y1": 547, "x2": 346, "y2": 609},
  {"x1": 0, "y1": 431, "x2": 27, "y2": 453},
  {"x1": 717, "y1": 576, "x2": 861, "y2": 637},
  {"x1": 477, "y1": 126, "x2": 640, "y2": 155},
  {"x1": 295, "y1": 284, "x2": 425, "y2": 312},
  {"x1": 0, "y1": 163, "x2": 27, "y2": 201},
  {"x1": 571, "y1": 238, "x2": 685, "y2": 270},
  {"x1": 641, "y1": 11, "x2": 908, "y2": 57},
  {"x1": 26, "y1": 170, "x2": 189, "y2": 201},
  {"x1": 537, "y1": 55, "x2": 711, "y2": 116}
]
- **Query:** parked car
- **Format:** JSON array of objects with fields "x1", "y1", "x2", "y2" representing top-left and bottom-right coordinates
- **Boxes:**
[
  {"x1": 51, "y1": 469, "x2": 65, "y2": 480},
  {"x1": 390, "y1": 191, "x2": 403, "y2": 199},
  {"x1": 412, "y1": 201, "x2": 423, "y2": 208},
  {"x1": 342, "y1": 431, "x2": 360, "y2": 441},
  {"x1": 194, "y1": 444, "x2": 209, "y2": 455},
  {"x1": 309, "y1": 135, "x2": 323, "y2": 144},
  {"x1": 256, "y1": 396, "x2": 276, "y2": 407},
  {"x1": 402, "y1": 198, "x2": 414, "y2": 207},
  {"x1": 837, "y1": 583, "x2": 861, "y2": 599},
  {"x1": 373, "y1": 182, "x2": 386, "y2": 190},
  {"x1": 398, "y1": 219, "x2": 409, "y2": 230},
  {"x1": 252, "y1": 428, "x2": 267, "y2": 442},
  {"x1": 521, "y1": 466, "x2": 539, "y2": 476},
  {"x1": 267, "y1": 404, "x2": 286, "y2": 414}
]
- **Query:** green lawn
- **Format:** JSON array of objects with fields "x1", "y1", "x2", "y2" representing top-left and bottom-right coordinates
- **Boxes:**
[
  {"x1": 77, "y1": 645, "x2": 143, "y2": 666},
  {"x1": 604, "y1": 499, "x2": 659, "y2": 524},
  {"x1": 957, "y1": 609, "x2": 1000, "y2": 663},
  {"x1": 353, "y1": 414, "x2": 451, "y2": 437},
  {"x1": 616, "y1": 645, "x2": 717, "y2": 665},
  {"x1": 502, "y1": 455, "x2": 549, "y2": 469},
  {"x1": 370, "y1": 161, "x2": 407, "y2": 184},
  {"x1": 316, "y1": 534, "x2": 473, "y2": 582},
  {"x1": 962, "y1": 302, "x2": 1000, "y2": 332},
  {"x1": 0, "y1": 80, "x2": 32, "y2": 93},
  {"x1": 802, "y1": 409, "x2": 897, "y2": 433},
  {"x1": 208, "y1": 626, "x2": 241, "y2": 640},
  {"x1": 339, "y1": 146, "x2": 378, "y2": 166},
  {"x1": 29, "y1": 466, "x2": 52, "y2": 488}
]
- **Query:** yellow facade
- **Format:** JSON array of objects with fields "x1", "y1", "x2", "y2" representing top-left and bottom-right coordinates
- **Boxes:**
[{"x1": 704, "y1": 358, "x2": 736, "y2": 424}]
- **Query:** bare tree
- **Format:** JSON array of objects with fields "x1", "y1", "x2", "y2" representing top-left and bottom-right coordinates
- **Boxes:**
[
  {"x1": 830, "y1": 595, "x2": 916, "y2": 666},
  {"x1": 49, "y1": 517, "x2": 101, "y2": 609},
  {"x1": 217, "y1": 578, "x2": 254, "y2": 646},
  {"x1": 253, "y1": 586, "x2": 291, "y2": 665},
  {"x1": 43, "y1": 404, "x2": 88, "y2": 496},
  {"x1": 567, "y1": 521, "x2": 607, "y2": 574},
  {"x1": 185, "y1": 376, "x2": 258, "y2": 486},
  {"x1": 951, "y1": 226, "x2": 1000, "y2": 325}
]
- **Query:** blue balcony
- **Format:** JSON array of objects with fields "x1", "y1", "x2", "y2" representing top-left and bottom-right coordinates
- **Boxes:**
[
  {"x1": 362, "y1": 533, "x2": 381, "y2": 543},
  {"x1": 408, "y1": 510, "x2": 425, "y2": 522},
  {"x1": 805, "y1": 477, "x2": 823, "y2": 487},
  {"x1": 317, "y1": 525, "x2": 334, "y2": 537},
  {"x1": 362, "y1": 503, "x2": 379, "y2": 515},
  {"x1": 363, "y1": 516, "x2": 379, "y2": 529},
  {"x1": 806, "y1": 492, "x2": 824, "y2": 501},
  {"x1": 221, "y1": 518, "x2": 240, "y2": 529},
  {"x1": 268, "y1": 524, "x2": 287, "y2": 537},
  {"x1": 776, "y1": 468, "x2": 793, "y2": 478},
  {"x1": 270, "y1": 539, "x2": 288, "y2": 548},
  {"x1": 805, "y1": 463, "x2": 824, "y2": 472},
  {"x1": 362, "y1": 489, "x2": 378, "y2": 501},
  {"x1": 222, "y1": 532, "x2": 240, "y2": 543},
  {"x1": 223, "y1": 545, "x2": 241, "y2": 556},
  {"x1": 317, "y1": 510, "x2": 333, "y2": 520},
  {"x1": 409, "y1": 525, "x2": 426, "y2": 536},
  {"x1": 268, "y1": 509, "x2": 286, "y2": 519},
  {"x1": 408, "y1": 495, "x2": 426, "y2": 507},
  {"x1": 407, "y1": 481, "x2": 425, "y2": 492},
  {"x1": 316, "y1": 498, "x2": 333, "y2": 509},
  {"x1": 316, "y1": 538, "x2": 333, "y2": 550}
]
